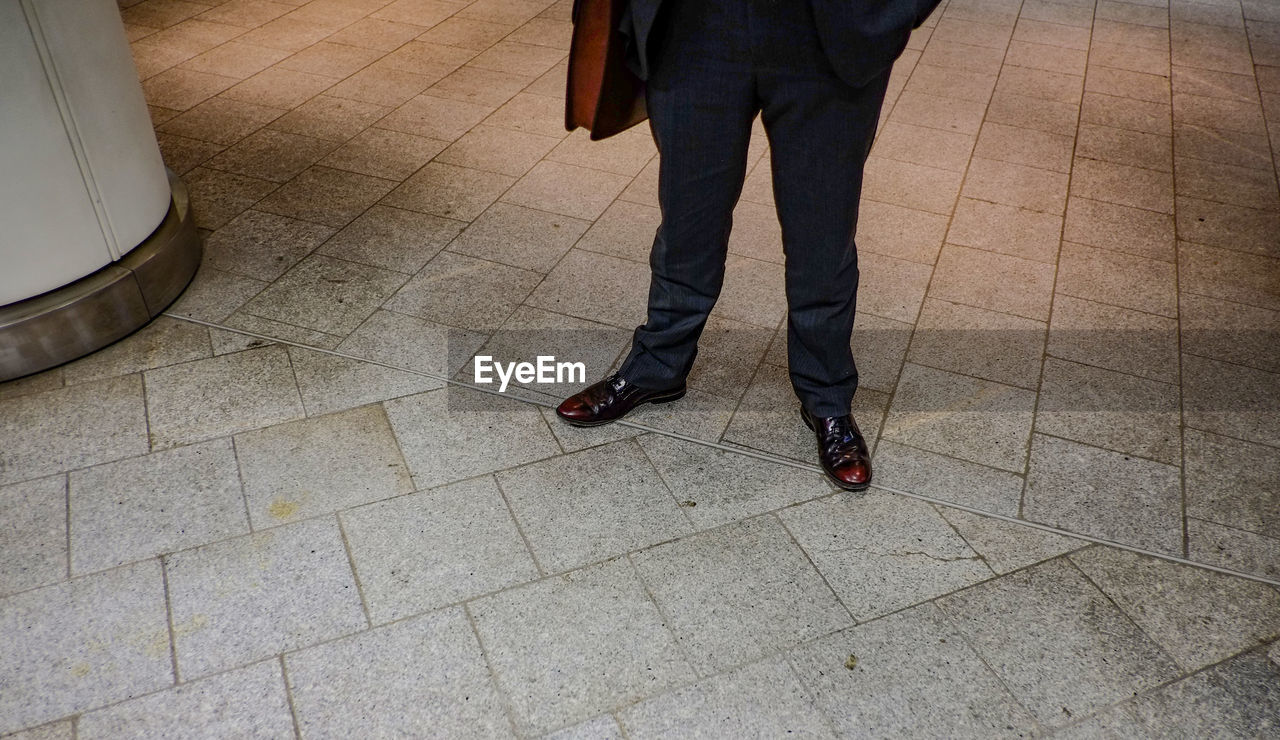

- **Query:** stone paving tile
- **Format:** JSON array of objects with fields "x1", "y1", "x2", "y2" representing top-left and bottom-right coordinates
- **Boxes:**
[
  {"x1": 1180, "y1": 293, "x2": 1280, "y2": 374},
  {"x1": 1057, "y1": 650, "x2": 1280, "y2": 738},
  {"x1": 929, "y1": 244, "x2": 1056, "y2": 321},
  {"x1": 546, "y1": 128, "x2": 657, "y2": 177},
  {"x1": 711, "y1": 256, "x2": 786, "y2": 329},
  {"x1": 335, "y1": 308, "x2": 486, "y2": 377},
  {"x1": 221, "y1": 66, "x2": 335, "y2": 110},
  {"x1": 165, "y1": 263, "x2": 270, "y2": 323},
  {"x1": 435, "y1": 124, "x2": 560, "y2": 177},
  {"x1": 788, "y1": 603, "x2": 1037, "y2": 739},
  {"x1": 1073, "y1": 157, "x2": 1176, "y2": 214},
  {"x1": 986, "y1": 90, "x2": 1080, "y2": 136},
  {"x1": 428, "y1": 66, "x2": 529, "y2": 108},
  {"x1": 1024, "y1": 434, "x2": 1183, "y2": 555},
  {"x1": 69, "y1": 439, "x2": 248, "y2": 576},
  {"x1": 386, "y1": 250, "x2": 542, "y2": 332},
  {"x1": 1085, "y1": 65, "x2": 1171, "y2": 105},
  {"x1": 469, "y1": 558, "x2": 696, "y2": 735},
  {"x1": 1175, "y1": 156, "x2": 1280, "y2": 212},
  {"x1": 235, "y1": 404, "x2": 412, "y2": 528},
  {"x1": 852, "y1": 249, "x2": 934, "y2": 324},
  {"x1": 183, "y1": 166, "x2": 280, "y2": 230},
  {"x1": 1182, "y1": 353, "x2": 1280, "y2": 448},
  {"x1": 206, "y1": 128, "x2": 338, "y2": 182},
  {"x1": 1081, "y1": 91, "x2": 1172, "y2": 136},
  {"x1": 525, "y1": 248, "x2": 650, "y2": 328},
  {"x1": 240, "y1": 253, "x2": 407, "y2": 335},
  {"x1": 1036, "y1": 357, "x2": 1182, "y2": 465},
  {"x1": 939, "y1": 507, "x2": 1083, "y2": 575},
  {"x1": 61, "y1": 316, "x2": 212, "y2": 386},
  {"x1": 1177, "y1": 193, "x2": 1280, "y2": 253},
  {"x1": 141, "y1": 66, "x2": 239, "y2": 110},
  {"x1": 636, "y1": 434, "x2": 828, "y2": 528},
  {"x1": 856, "y1": 199, "x2": 949, "y2": 265},
  {"x1": 872, "y1": 439, "x2": 1025, "y2": 517},
  {"x1": 325, "y1": 61, "x2": 437, "y2": 107},
  {"x1": 861, "y1": 156, "x2": 965, "y2": 215},
  {"x1": 1179, "y1": 241, "x2": 1280, "y2": 311},
  {"x1": 1077, "y1": 121, "x2": 1173, "y2": 173},
  {"x1": 222, "y1": 311, "x2": 343, "y2": 349},
  {"x1": 382, "y1": 160, "x2": 516, "y2": 220},
  {"x1": 77, "y1": 660, "x2": 294, "y2": 739},
  {"x1": 178, "y1": 41, "x2": 292, "y2": 81},
  {"x1": 5, "y1": 720, "x2": 74, "y2": 740},
  {"x1": 1188, "y1": 518, "x2": 1280, "y2": 581},
  {"x1": 632, "y1": 516, "x2": 852, "y2": 674},
  {"x1": 626, "y1": 385, "x2": 745, "y2": 442},
  {"x1": 286, "y1": 608, "x2": 513, "y2": 738},
  {"x1": 495, "y1": 439, "x2": 691, "y2": 573},
  {"x1": 1047, "y1": 294, "x2": 1181, "y2": 384},
  {"x1": 316, "y1": 203, "x2": 464, "y2": 274},
  {"x1": 574, "y1": 199, "x2": 661, "y2": 263},
  {"x1": 254, "y1": 165, "x2": 396, "y2": 228},
  {"x1": 0, "y1": 366, "x2": 64, "y2": 402},
  {"x1": 319, "y1": 126, "x2": 447, "y2": 180},
  {"x1": 619, "y1": 657, "x2": 834, "y2": 739},
  {"x1": 202, "y1": 208, "x2": 335, "y2": 281},
  {"x1": 502, "y1": 160, "x2": 631, "y2": 221},
  {"x1": 1185, "y1": 427, "x2": 1280, "y2": 540},
  {"x1": 268, "y1": 94, "x2": 391, "y2": 142},
  {"x1": 908, "y1": 297, "x2": 1046, "y2": 389},
  {"x1": 677, "y1": 315, "x2": 771, "y2": 400},
  {"x1": 448, "y1": 201, "x2": 589, "y2": 273},
  {"x1": 0, "y1": 560, "x2": 171, "y2": 735},
  {"x1": 483, "y1": 91, "x2": 572, "y2": 139},
  {"x1": 385, "y1": 385, "x2": 561, "y2": 490},
  {"x1": 946, "y1": 196, "x2": 1061, "y2": 264},
  {"x1": 544, "y1": 715, "x2": 625, "y2": 740},
  {"x1": 144, "y1": 345, "x2": 305, "y2": 449},
  {"x1": 342, "y1": 476, "x2": 538, "y2": 623},
  {"x1": 883, "y1": 363, "x2": 1037, "y2": 473},
  {"x1": 537, "y1": 405, "x2": 643, "y2": 454},
  {"x1": 166, "y1": 517, "x2": 366, "y2": 680},
  {"x1": 1064, "y1": 196, "x2": 1176, "y2": 262},
  {"x1": 288, "y1": 346, "x2": 442, "y2": 416},
  {"x1": 781, "y1": 492, "x2": 993, "y2": 622},
  {"x1": 155, "y1": 131, "x2": 225, "y2": 174},
  {"x1": 0, "y1": 476, "x2": 67, "y2": 598},
  {"x1": 0, "y1": 375, "x2": 149, "y2": 486},
  {"x1": 937, "y1": 557, "x2": 1181, "y2": 728},
  {"x1": 1071, "y1": 546, "x2": 1280, "y2": 672}
]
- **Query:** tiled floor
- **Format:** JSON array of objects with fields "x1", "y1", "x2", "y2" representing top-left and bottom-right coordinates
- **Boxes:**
[{"x1": 3, "y1": 0, "x2": 1280, "y2": 736}]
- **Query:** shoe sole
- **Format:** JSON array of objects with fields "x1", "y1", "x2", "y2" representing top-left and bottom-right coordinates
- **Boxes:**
[
  {"x1": 558, "y1": 387, "x2": 687, "y2": 427},
  {"x1": 800, "y1": 409, "x2": 871, "y2": 492}
]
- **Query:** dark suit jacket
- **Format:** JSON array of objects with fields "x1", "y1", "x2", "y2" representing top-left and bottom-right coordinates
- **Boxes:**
[{"x1": 623, "y1": 0, "x2": 941, "y2": 88}]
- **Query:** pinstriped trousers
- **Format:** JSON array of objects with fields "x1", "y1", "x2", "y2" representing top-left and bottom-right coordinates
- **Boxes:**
[{"x1": 615, "y1": 0, "x2": 891, "y2": 418}]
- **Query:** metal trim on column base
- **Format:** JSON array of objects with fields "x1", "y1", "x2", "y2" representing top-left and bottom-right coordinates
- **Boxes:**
[{"x1": 0, "y1": 169, "x2": 201, "y2": 381}]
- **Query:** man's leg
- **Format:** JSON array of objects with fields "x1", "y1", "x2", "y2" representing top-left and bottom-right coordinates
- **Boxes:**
[
  {"x1": 615, "y1": 4, "x2": 759, "y2": 390},
  {"x1": 759, "y1": 67, "x2": 891, "y2": 418}
]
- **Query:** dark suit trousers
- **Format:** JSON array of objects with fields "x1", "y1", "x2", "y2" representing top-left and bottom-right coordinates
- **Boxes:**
[{"x1": 616, "y1": 0, "x2": 891, "y2": 418}]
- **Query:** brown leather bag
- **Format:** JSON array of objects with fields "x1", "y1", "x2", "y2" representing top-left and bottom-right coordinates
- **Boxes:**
[{"x1": 565, "y1": 0, "x2": 647, "y2": 140}]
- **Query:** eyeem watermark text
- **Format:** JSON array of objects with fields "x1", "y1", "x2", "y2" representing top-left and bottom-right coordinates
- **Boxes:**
[{"x1": 473, "y1": 355, "x2": 587, "y2": 392}]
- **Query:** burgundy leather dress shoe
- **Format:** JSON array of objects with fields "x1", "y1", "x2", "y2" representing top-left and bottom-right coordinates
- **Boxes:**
[
  {"x1": 800, "y1": 406, "x2": 872, "y2": 491},
  {"x1": 556, "y1": 373, "x2": 686, "y2": 427}
]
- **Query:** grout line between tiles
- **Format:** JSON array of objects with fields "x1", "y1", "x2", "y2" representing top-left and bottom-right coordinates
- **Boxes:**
[{"x1": 158, "y1": 311, "x2": 1280, "y2": 588}]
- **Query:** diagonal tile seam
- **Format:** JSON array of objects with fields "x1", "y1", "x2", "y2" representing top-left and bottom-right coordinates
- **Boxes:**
[{"x1": 161, "y1": 311, "x2": 1280, "y2": 588}]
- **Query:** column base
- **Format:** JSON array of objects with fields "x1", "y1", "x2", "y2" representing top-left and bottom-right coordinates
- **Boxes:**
[{"x1": 0, "y1": 169, "x2": 201, "y2": 382}]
